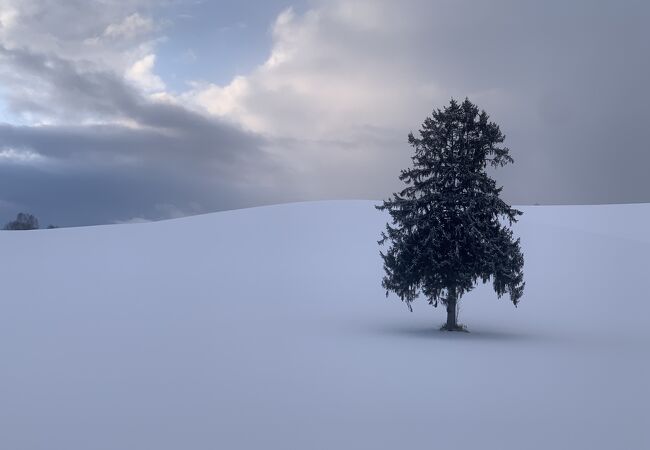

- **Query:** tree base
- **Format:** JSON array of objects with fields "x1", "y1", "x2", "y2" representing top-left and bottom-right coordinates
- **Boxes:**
[{"x1": 440, "y1": 323, "x2": 469, "y2": 332}]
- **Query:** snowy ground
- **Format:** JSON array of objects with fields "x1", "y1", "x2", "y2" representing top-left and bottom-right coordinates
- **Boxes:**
[{"x1": 1, "y1": 200, "x2": 648, "y2": 449}]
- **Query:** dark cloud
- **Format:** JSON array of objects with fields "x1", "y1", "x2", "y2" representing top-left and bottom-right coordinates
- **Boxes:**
[
  {"x1": 0, "y1": 45, "x2": 138, "y2": 120},
  {"x1": 0, "y1": 120, "x2": 285, "y2": 226},
  {"x1": 0, "y1": 46, "x2": 286, "y2": 225},
  {"x1": 392, "y1": 0, "x2": 650, "y2": 205}
]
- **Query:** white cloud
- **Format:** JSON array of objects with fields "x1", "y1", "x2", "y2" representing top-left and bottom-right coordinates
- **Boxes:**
[
  {"x1": 184, "y1": 3, "x2": 442, "y2": 141},
  {"x1": 103, "y1": 13, "x2": 154, "y2": 40},
  {"x1": 126, "y1": 53, "x2": 165, "y2": 92},
  {"x1": 113, "y1": 216, "x2": 151, "y2": 224},
  {"x1": 0, "y1": 6, "x2": 17, "y2": 30},
  {"x1": 0, "y1": 146, "x2": 46, "y2": 164},
  {"x1": 0, "y1": 0, "x2": 165, "y2": 124},
  {"x1": 114, "y1": 202, "x2": 204, "y2": 224},
  {"x1": 179, "y1": 2, "x2": 444, "y2": 197}
]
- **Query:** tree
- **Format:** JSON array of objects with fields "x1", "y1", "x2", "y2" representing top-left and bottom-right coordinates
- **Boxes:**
[
  {"x1": 4, "y1": 213, "x2": 40, "y2": 230},
  {"x1": 377, "y1": 98, "x2": 524, "y2": 331}
]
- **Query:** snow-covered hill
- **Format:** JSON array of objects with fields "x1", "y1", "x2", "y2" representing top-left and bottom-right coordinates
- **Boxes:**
[{"x1": 1, "y1": 201, "x2": 648, "y2": 450}]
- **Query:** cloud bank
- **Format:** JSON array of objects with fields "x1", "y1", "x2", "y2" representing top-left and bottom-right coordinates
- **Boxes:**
[
  {"x1": 186, "y1": 0, "x2": 650, "y2": 205},
  {"x1": 0, "y1": 0, "x2": 285, "y2": 225},
  {"x1": 1, "y1": 0, "x2": 649, "y2": 225}
]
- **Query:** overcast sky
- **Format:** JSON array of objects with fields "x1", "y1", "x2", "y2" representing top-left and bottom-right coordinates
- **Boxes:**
[{"x1": 0, "y1": 0, "x2": 648, "y2": 226}]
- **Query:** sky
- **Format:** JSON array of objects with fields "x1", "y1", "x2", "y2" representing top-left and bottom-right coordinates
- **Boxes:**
[{"x1": 0, "y1": 0, "x2": 649, "y2": 226}]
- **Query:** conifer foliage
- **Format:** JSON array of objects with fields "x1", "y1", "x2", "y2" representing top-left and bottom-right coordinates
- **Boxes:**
[{"x1": 377, "y1": 99, "x2": 524, "y2": 331}]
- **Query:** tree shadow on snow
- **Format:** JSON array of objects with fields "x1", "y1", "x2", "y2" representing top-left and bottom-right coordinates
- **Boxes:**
[{"x1": 368, "y1": 322, "x2": 541, "y2": 342}]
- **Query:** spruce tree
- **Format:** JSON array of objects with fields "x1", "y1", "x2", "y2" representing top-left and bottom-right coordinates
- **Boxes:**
[{"x1": 377, "y1": 98, "x2": 524, "y2": 331}]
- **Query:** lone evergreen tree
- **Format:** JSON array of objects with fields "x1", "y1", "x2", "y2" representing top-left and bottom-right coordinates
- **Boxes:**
[{"x1": 377, "y1": 98, "x2": 524, "y2": 331}]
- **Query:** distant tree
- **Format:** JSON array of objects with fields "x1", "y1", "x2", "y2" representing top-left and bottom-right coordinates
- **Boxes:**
[
  {"x1": 4, "y1": 213, "x2": 40, "y2": 230},
  {"x1": 377, "y1": 98, "x2": 525, "y2": 331},
  {"x1": 46, "y1": 225, "x2": 59, "y2": 229}
]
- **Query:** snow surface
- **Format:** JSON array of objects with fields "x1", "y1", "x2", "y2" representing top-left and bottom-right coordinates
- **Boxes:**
[{"x1": 1, "y1": 200, "x2": 648, "y2": 450}]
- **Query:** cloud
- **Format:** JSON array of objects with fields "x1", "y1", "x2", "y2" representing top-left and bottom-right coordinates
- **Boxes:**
[
  {"x1": 0, "y1": 115, "x2": 283, "y2": 225},
  {"x1": 0, "y1": 44, "x2": 285, "y2": 223},
  {"x1": 0, "y1": 0, "x2": 171, "y2": 108},
  {"x1": 0, "y1": 6, "x2": 17, "y2": 29},
  {"x1": 0, "y1": 146, "x2": 46, "y2": 164},
  {"x1": 0, "y1": 2, "x2": 289, "y2": 225},
  {"x1": 103, "y1": 13, "x2": 154, "y2": 40},
  {"x1": 186, "y1": 6, "x2": 434, "y2": 139},
  {"x1": 1, "y1": 0, "x2": 650, "y2": 226},
  {"x1": 126, "y1": 54, "x2": 166, "y2": 92},
  {"x1": 185, "y1": 0, "x2": 650, "y2": 205}
]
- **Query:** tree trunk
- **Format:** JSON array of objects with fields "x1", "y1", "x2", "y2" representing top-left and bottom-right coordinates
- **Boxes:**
[{"x1": 446, "y1": 288, "x2": 457, "y2": 330}]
